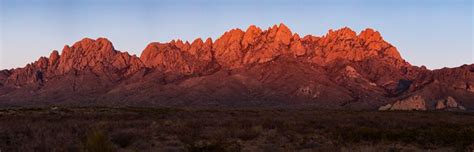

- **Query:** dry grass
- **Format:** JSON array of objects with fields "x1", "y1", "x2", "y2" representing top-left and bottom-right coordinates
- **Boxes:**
[{"x1": 0, "y1": 107, "x2": 473, "y2": 151}]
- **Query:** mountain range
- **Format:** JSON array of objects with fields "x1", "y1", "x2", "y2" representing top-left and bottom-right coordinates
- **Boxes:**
[{"x1": 0, "y1": 24, "x2": 472, "y2": 110}]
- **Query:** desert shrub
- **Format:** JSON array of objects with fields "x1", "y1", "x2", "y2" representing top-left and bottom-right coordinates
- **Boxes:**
[
  {"x1": 188, "y1": 140, "x2": 241, "y2": 152},
  {"x1": 262, "y1": 117, "x2": 284, "y2": 130},
  {"x1": 82, "y1": 129, "x2": 114, "y2": 152},
  {"x1": 416, "y1": 126, "x2": 474, "y2": 149},
  {"x1": 232, "y1": 125, "x2": 263, "y2": 140},
  {"x1": 334, "y1": 125, "x2": 474, "y2": 150},
  {"x1": 187, "y1": 140, "x2": 226, "y2": 152},
  {"x1": 110, "y1": 131, "x2": 135, "y2": 148},
  {"x1": 2, "y1": 108, "x2": 474, "y2": 151},
  {"x1": 334, "y1": 127, "x2": 377, "y2": 142}
]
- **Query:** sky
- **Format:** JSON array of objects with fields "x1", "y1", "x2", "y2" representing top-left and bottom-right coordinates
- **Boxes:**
[{"x1": 0, "y1": 0, "x2": 472, "y2": 69}]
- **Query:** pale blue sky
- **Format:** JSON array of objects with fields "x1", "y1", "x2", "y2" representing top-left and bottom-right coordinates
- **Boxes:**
[{"x1": 0, "y1": 0, "x2": 472, "y2": 69}]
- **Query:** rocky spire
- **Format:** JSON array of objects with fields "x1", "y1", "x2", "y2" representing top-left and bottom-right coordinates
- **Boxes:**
[
  {"x1": 5, "y1": 24, "x2": 408, "y2": 86},
  {"x1": 242, "y1": 25, "x2": 262, "y2": 49},
  {"x1": 213, "y1": 28, "x2": 246, "y2": 68},
  {"x1": 1, "y1": 24, "x2": 472, "y2": 111},
  {"x1": 274, "y1": 23, "x2": 292, "y2": 45},
  {"x1": 48, "y1": 50, "x2": 60, "y2": 66}
]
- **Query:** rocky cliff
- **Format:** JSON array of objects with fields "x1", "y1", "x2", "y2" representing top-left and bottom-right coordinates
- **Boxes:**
[{"x1": 0, "y1": 24, "x2": 472, "y2": 110}]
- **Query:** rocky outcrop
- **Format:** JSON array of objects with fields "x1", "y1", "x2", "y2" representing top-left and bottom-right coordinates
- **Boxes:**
[
  {"x1": 138, "y1": 23, "x2": 407, "y2": 77},
  {"x1": 304, "y1": 27, "x2": 404, "y2": 66},
  {"x1": 213, "y1": 29, "x2": 246, "y2": 68},
  {"x1": 242, "y1": 24, "x2": 292, "y2": 65},
  {"x1": 435, "y1": 96, "x2": 466, "y2": 110},
  {"x1": 0, "y1": 24, "x2": 472, "y2": 109},
  {"x1": 140, "y1": 38, "x2": 215, "y2": 75},
  {"x1": 379, "y1": 95, "x2": 427, "y2": 111},
  {"x1": 3, "y1": 38, "x2": 145, "y2": 87},
  {"x1": 0, "y1": 70, "x2": 10, "y2": 86},
  {"x1": 380, "y1": 96, "x2": 468, "y2": 111},
  {"x1": 57, "y1": 38, "x2": 144, "y2": 76},
  {"x1": 342, "y1": 66, "x2": 361, "y2": 78},
  {"x1": 431, "y1": 65, "x2": 474, "y2": 92}
]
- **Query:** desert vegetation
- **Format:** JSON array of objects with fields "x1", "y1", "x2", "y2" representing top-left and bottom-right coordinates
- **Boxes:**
[{"x1": 0, "y1": 107, "x2": 473, "y2": 151}]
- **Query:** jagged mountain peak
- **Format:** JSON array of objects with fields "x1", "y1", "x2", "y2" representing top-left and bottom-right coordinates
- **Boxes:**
[{"x1": 0, "y1": 24, "x2": 472, "y2": 110}]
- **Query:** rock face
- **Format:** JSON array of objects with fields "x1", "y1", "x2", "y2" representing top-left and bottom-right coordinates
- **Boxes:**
[
  {"x1": 435, "y1": 96, "x2": 466, "y2": 110},
  {"x1": 0, "y1": 24, "x2": 473, "y2": 110},
  {"x1": 379, "y1": 95, "x2": 427, "y2": 111},
  {"x1": 140, "y1": 38, "x2": 214, "y2": 75},
  {"x1": 380, "y1": 96, "x2": 468, "y2": 111},
  {"x1": 57, "y1": 38, "x2": 144, "y2": 76},
  {"x1": 3, "y1": 38, "x2": 145, "y2": 87}
]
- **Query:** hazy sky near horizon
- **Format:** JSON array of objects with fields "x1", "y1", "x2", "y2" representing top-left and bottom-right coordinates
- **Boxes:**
[{"x1": 0, "y1": 0, "x2": 472, "y2": 69}]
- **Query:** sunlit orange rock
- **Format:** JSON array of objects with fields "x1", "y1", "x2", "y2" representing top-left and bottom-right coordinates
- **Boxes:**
[
  {"x1": 0, "y1": 24, "x2": 472, "y2": 110},
  {"x1": 213, "y1": 29, "x2": 245, "y2": 68}
]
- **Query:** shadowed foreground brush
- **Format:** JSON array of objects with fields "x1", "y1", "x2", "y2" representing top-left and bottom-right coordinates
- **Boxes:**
[{"x1": 82, "y1": 129, "x2": 114, "y2": 152}]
